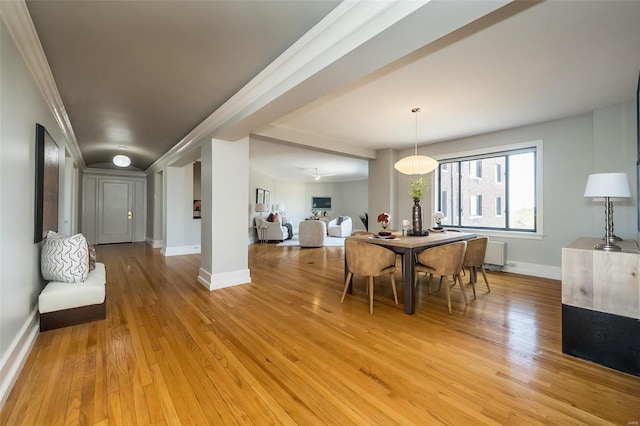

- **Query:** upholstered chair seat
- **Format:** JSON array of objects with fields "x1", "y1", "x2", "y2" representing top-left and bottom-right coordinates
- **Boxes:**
[
  {"x1": 414, "y1": 241, "x2": 467, "y2": 314},
  {"x1": 341, "y1": 240, "x2": 398, "y2": 314}
]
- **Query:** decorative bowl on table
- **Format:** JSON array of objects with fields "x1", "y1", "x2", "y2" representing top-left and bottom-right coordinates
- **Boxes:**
[{"x1": 378, "y1": 231, "x2": 392, "y2": 237}]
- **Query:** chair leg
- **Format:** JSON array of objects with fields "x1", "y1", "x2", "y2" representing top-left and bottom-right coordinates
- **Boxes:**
[
  {"x1": 444, "y1": 277, "x2": 452, "y2": 314},
  {"x1": 468, "y1": 266, "x2": 478, "y2": 300},
  {"x1": 428, "y1": 273, "x2": 434, "y2": 294},
  {"x1": 456, "y1": 274, "x2": 468, "y2": 305},
  {"x1": 369, "y1": 276, "x2": 375, "y2": 315},
  {"x1": 341, "y1": 272, "x2": 353, "y2": 303},
  {"x1": 390, "y1": 273, "x2": 398, "y2": 305},
  {"x1": 480, "y1": 265, "x2": 491, "y2": 292}
]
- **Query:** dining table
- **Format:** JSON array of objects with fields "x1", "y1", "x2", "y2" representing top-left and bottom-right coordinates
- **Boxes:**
[{"x1": 345, "y1": 230, "x2": 477, "y2": 314}]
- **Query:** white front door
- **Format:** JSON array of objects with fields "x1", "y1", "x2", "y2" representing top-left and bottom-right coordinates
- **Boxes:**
[{"x1": 98, "y1": 179, "x2": 133, "y2": 244}]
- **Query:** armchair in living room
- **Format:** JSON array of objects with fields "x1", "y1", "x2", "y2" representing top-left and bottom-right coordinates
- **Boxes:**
[
  {"x1": 255, "y1": 217, "x2": 288, "y2": 242},
  {"x1": 328, "y1": 216, "x2": 352, "y2": 237}
]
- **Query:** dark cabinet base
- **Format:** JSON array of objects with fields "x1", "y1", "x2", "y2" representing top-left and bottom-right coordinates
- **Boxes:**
[{"x1": 562, "y1": 304, "x2": 640, "y2": 376}]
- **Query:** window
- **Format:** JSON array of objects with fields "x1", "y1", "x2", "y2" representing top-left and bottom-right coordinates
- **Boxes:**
[
  {"x1": 470, "y1": 160, "x2": 482, "y2": 178},
  {"x1": 470, "y1": 195, "x2": 482, "y2": 216},
  {"x1": 441, "y1": 190, "x2": 448, "y2": 217},
  {"x1": 437, "y1": 147, "x2": 536, "y2": 232}
]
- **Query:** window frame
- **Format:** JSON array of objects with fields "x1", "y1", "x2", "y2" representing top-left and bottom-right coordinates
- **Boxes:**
[{"x1": 433, "y1": 141, "x2": 543, "y2": 239}]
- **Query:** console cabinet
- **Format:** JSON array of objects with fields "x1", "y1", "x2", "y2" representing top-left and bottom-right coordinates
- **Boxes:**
[{"x1": 561, "y1": 238, "x2": 640, "y2": 376}]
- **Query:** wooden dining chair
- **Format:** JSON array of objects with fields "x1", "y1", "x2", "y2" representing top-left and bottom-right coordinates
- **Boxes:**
[
  {"x1": 341, "y1": 239, "x2": 398, "y2": 314},
  {"x1": 414, "y1": 241, "x2": 468, "y2": 314},
  {"x1": 463, "y1": 237, "x2": 491, "y2": 298}
]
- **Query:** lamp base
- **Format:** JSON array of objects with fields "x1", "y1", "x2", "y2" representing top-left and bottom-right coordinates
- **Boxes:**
[{"x1": 593, "y1": 241, "x2": 623, "y2": 251}]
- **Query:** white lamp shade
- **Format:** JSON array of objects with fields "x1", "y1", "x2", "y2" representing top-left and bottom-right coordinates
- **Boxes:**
[
  {"x1": 394, "y1": 155, "x2": 438, "y2": 175},
  {"x1": 584, "y1": 173, "x2": 631, "y2": 198},
  {"x1": 275, "y1": 204, "x2": 284, "y2": 211},
  {"x1": 433, "y1": 211, "x2": 445, "y2": 219},
  {"x1": 255, "y1": 203, "x2": 269, "y2": 213}
]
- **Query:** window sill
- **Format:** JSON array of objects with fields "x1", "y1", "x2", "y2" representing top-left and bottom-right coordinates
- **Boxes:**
[{"x1": 451, "y1": 228, "x2": 544, "y2": 240}]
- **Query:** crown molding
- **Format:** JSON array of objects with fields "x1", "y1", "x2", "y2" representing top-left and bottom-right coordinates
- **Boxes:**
[
  {"x1": 145, "y1": 0, "x2": 430, "y2": 175},
  {"x1": 1, "y1": 0, "x2": 86, "y2": 170},
  {"x1": 83, "y1": 167, "x2": 147, "y2": 179}
]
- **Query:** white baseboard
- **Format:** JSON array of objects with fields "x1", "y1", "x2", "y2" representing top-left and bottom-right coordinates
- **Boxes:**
[
  {"x1": 197, "y1": 268, "x2": 251, "y2": 290},
  {"x1": 0, "y1": 309, "x2": 39, "y2": 410},
  {"x1": 161, "y1": 244, "x2": 201, "y2": 256},
  {"x1": 502, "y1": 260, "x2": 561, "y2": 280},
  {"x1": 146, "y1": 237, "x2": 163, "y2": 248}
]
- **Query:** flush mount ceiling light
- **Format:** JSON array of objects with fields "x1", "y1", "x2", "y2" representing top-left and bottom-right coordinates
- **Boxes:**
[
  {"x1": 113, "y1": 154, "x2": 131, "y2": 167},
  {"x1": 394, "y1": 107, "x2": 439, "y2": 175}
]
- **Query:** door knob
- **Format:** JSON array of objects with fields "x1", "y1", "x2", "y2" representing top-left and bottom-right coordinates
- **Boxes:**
[{"x1": 128, "y1": 211, "x2": 133, "y2": 219}]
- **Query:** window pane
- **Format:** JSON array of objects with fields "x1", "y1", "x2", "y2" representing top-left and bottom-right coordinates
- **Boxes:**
[
  {"x1": 461, "y1": 157, "x2": 505, "y2": 228},
  {"x1": 439, "y1": 162, "x2": 459, "y2": 226},
  {"x1": 507, "y1": 152, "x2": 535, "y2": 230}
]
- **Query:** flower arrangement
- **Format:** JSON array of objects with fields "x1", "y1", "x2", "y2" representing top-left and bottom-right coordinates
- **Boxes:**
[
  {"x1": 377, "y1": 212, "x2": 391, "y2": 234},
  {"x1": 408, "y1": 176, "x2": 428, "y2": 201},
  {"x1": 377, "y1": 212, "x2": 389, "y2": 223}
]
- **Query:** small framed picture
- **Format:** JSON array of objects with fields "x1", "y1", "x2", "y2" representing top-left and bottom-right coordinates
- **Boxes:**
[
  {"x1": 256, "y1": 188, "x2": 264, "y2": 204},
  {"x1": 264, "y1": 190, "x2": 270, "y2": 206}
]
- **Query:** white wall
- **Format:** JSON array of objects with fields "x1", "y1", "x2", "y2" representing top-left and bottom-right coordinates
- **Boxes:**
[
  {"x1": 162, "y1": 164, "x2": 201, "y2": 256},
  {"x1": 389, "y1": 103, "x2": 637, "y2": 279},
  {"x1": 146, "y1": 171, "x2": 163, "y2": 248},
  {"x1": 0, "y1": 19, "x2": 72, "y2": 407}
]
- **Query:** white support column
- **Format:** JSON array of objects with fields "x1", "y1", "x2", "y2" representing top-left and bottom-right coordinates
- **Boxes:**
[{"x1": 198, "y1": 137, "x2": 251, "y2": 290}]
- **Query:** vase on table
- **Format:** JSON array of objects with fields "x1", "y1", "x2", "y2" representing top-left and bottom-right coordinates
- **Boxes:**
[
  {"x1": 412, "y1": 199, "x2": 422, "y2": 235},
  {"x1": 379, "y1": 221, "x2": 391, "y2": 236}
]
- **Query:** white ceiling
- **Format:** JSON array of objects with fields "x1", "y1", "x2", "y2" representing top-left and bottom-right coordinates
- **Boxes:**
[{"x1": 21, "y1": 1, "x2": 640, "y2": 181}]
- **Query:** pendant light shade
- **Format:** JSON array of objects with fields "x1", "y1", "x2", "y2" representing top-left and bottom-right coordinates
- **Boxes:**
[{"x1": 394, "y1": 108, "x2": 438, "y2": 175}]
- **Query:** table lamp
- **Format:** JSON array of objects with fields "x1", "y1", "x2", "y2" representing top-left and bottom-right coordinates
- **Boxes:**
[
  {"x1": 255, "y1": 203, "x2": 269, "y2": 218},
  {"x1": 433, "y1": 211, "x2": 445, "y2": 229},
  {"x1": 583, "y1": 172, "x2": 631, "y2": 251}
]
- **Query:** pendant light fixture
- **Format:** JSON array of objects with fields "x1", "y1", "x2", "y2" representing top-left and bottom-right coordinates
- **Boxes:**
[{"x1": 394, "y1": 107, "x2": 438, "y2": 175}]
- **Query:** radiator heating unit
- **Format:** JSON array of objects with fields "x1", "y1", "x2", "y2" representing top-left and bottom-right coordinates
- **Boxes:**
[{"x1": 485, "y1": 240, "x2": 506, "y2": 267}]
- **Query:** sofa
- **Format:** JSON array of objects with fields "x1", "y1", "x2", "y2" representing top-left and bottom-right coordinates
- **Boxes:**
[
  {"x1": 39, "y1": 262, "x2": 107, "y2": 331},
  {"x1": 38, "y1": 231, "x2": 106, "y2": 331},
  {"x1": 328, "y1": 216, "x2": 352, "y2": 237},
  {"x1": 255, "y1": 217, "x2": 288, "y2": 242},
  {"x1": 299, "y1": 220, "x2": 327, "y2": 247}
]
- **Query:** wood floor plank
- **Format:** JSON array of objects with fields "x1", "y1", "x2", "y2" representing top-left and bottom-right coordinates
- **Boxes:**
[{"x1": 2, "y1": 242, "x2": 640, "y2": 425}]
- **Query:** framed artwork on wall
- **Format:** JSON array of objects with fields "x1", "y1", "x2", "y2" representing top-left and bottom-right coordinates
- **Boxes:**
[
  {"x1": 264, "y1": 190, "x2": 270, "y2": 207},
  {"x1": 637, "y1": 70, "x2": 640, "y2": 231},
  {"x1": 256, "y1": 188, "x2": 264, "y2": 204},
  {"x1": 193, "y1": 200, "x2": 201, "y2": 219},
  {"x1": 34, "y1": 123, "x2": 59, "y2": 243}
]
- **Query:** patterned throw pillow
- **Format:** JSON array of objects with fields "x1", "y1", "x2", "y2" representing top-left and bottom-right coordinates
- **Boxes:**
[
  {"x1": 88, "y1": 244, "x2": 97, "y2": 271},
  {"x1": 41, "y1": 231, "x2": 89, "y2": 283}
]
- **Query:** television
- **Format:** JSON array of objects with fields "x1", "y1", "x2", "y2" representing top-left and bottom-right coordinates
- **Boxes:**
[{"x1": 312, "y1": 196, "x2": 332, "y2": 209}]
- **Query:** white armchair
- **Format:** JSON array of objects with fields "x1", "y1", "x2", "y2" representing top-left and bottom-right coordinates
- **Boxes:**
[
  {"x1": 255, "y1": 217, "x2": 287, "y2": 242},
  {"x1": 328, "y1": 216, "x2": 352, "y2": 237}
]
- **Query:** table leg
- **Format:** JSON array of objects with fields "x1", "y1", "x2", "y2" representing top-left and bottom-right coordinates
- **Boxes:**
[{"x1": 403, "y1": 248, "x2": 415, "y2": 314}]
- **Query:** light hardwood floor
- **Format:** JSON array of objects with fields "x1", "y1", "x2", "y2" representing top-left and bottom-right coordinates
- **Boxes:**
[{"x1": 2, "y1": 242, "x2": 639, "y2": 425}]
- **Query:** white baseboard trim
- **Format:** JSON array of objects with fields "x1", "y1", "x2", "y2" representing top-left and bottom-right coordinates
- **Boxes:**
[
  {"x1": 502, "y1": 261, "x2": 561, "y2": 281},
  {"x1": 146, "y1": 237, "x2": 163, "y2": 249},
  {"x1": 0, "y1": 308, "x2": 39, "y2": 410},
  {"x1": 161, "y1": 245, "x2": 201, "y2": 256},
  {"x1": 197, "y1": 268, "x2": 251, "y2": 291}
]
